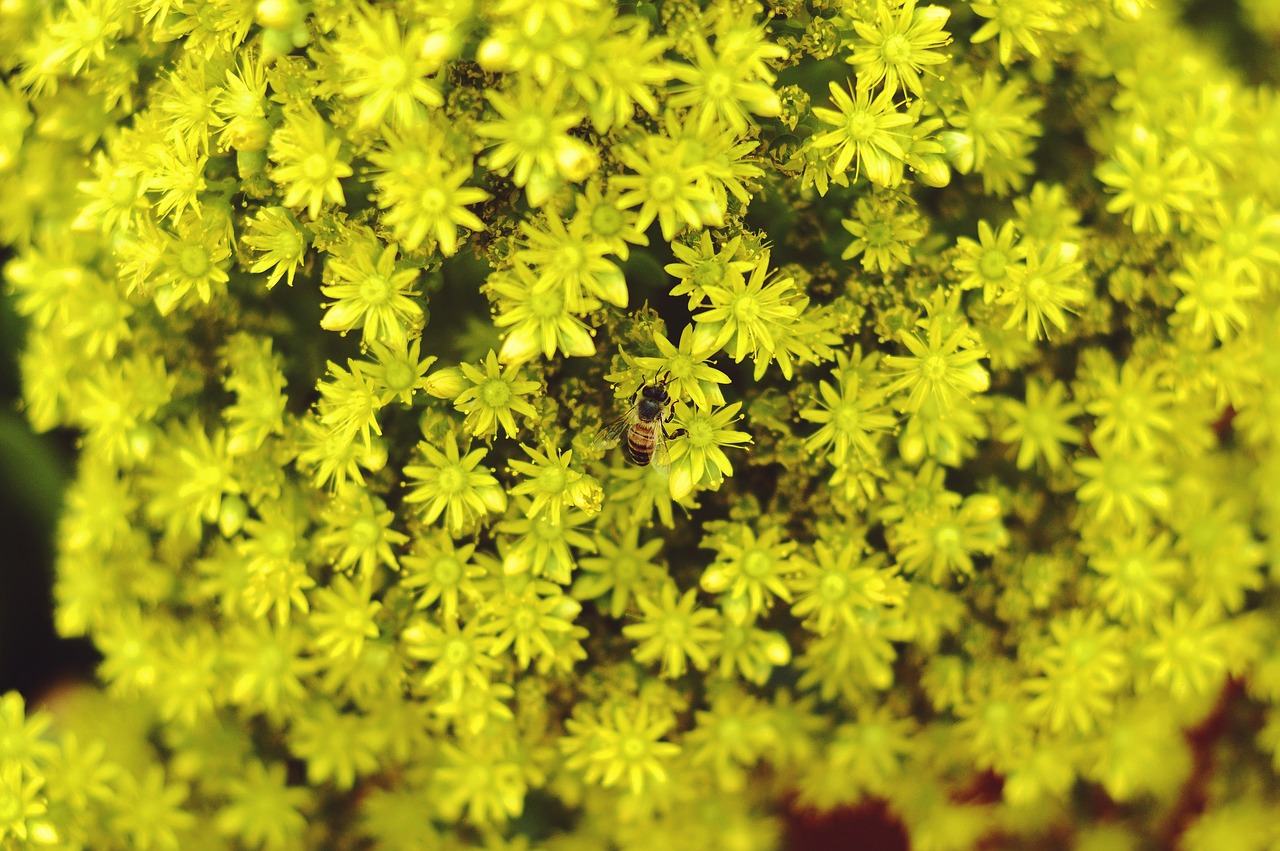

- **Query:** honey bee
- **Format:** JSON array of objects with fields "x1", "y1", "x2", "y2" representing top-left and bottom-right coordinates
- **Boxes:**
[{"x1": 593, "y1": 374, "x2": 684, "y2": 474}]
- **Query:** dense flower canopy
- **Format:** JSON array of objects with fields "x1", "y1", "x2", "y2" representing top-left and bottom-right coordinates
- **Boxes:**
[{"x1": 3, "y1": 0, "x2": 1280, "y2": 848}]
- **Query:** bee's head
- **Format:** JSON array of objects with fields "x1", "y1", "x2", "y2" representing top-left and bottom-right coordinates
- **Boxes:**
[
  {"x1": 641, "y1": 382, "x2": 669, "y2": 402},
  {"x1": 642, "y1": 371, "x2": 673, "y2": 402}
]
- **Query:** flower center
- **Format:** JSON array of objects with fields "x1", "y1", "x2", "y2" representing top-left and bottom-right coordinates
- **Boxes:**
[
  {"x1": 835, "y1": 403, "x2": 861, "y2": 433},
  {"x1": 819, "y1": 571, "x2": 849, "y2": 600},
  {"x1": 532, "y1": 289, "x2": 564, "y2": 319},
  {"x1": 383, "y1": 359, "x2": 414, "y2": 392},
  {"x1": 435, "y1": 556, "x2": 461, "y2": 585},
  {"x1": 444, "y1": 637, "x2": 471, "y2": 665},
  {"x1": 933, "y1": 522, "x2": 961, "y2": 551},
  {"x1": 846, "y1": 110, "x2": 875, "y2": 142},
  {"x1": 705, "y1": 70, "x2": 733, "y2": 99},
  {"x1": 1025, "y1": 275, "x2": 1046, "y2": 301},
  {"x1": 379, "y1": 56, "x2": 409, "y2": 88},
  {"x1": 303, "y1": 153, "x2": 334, "y2": 181},
  {"x1": 1119, "y1": 557, "x2": 1145, "y2": 583},
  {"x1": 481, "y1": 378, "x2": 512, "y2": 407},
  {"x1": 178, "y1": 245, "x2": 211, "y2": 278},
  {"x1": 349, "y1": 517, "x2": 379, "y2": 548},
  {"x1": 1198, "y1": 276, "x2": 1226, "y2": 307},
  {"x1": 590, "y1": 203, "x2": 622, "y2": 237},
  {"x1": 514, "y1": 608, "x2": 537, "y2": 632},
  {"x1": 359, "y1": 272, "x2": 393, "y2": 305},
  {"x1": 742, "y1": 549, "x2": 772, "y2": 578},
  {"x1": 613, "y1": 554, "x2": 639, "y2": 581},
  {"x1": 515, "y1": 115, "x2": 549, "y2": 147},
  {"x1": 558, "y1": 241, "x2": 586, "y2": 272},
  {"x1": 979, "y1": 250, "x2": 1008, "y2": 281},
  {"x1": 923, "y1": 353, "x2": 947, "y2": 381},
  {"x1": 668, "y1": 354, "x2": 694, "y2": 382},
  {"x1": 533, "y1": 516, "x2": 561, "y2": 542},
  {"x1": 648, "y1": 173, "x2": 677, "y2": 202},
  {"x1": 437, "y1": 465, "x2": 465, "y2": 493},
  {"x1": 620, "y1": 735, "x2": 647, "y2": 760},
  {"x1": 537, "y1": 467, "x2": 567, "y2": 494},
  {"x1": 1135, "y1": 172, "x2": 1165, "y2": 201},
  {"x1": 882, "y1": 34, "x2": 911, "y2": 65},
  {"x1": 661, "y1": 618, "x2": 688, "y2": 642},
  {"x1": 692, "y1": 258, "x2": 726, "y2": 289},
  {"x1": 420, "y1": 187, "x2": 446, "y2": 215},
  {"x1": 686, "y1": 418, "x2": 714, "y2": 447},
  {"x1": 865, "y1": 221, "x2": 894, "y2": 247},
  {"x1": 110, "y1": 173, "x2": 140, "y2": 205},
  {"x1": 733, "y1": 293, "x2": 761, "y2": 323}
]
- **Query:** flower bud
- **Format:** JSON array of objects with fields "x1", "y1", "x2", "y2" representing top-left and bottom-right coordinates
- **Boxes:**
[
  {"x1": 937, "y1": 130, "x2": 974, "y2": 173},
  {"x1": 226, "y1": 116, "x2": 271, "y2": 153},
  {"x1": 256, "y1": 0, "x2": 304, "y2": 29},
  {"x1": 594, "y1": 263, "x2": 628, "y2": 308},
  {"x1": 554, "y1": 137, "x2": 599, "y2": 184},
  {"x1": 958, "y1": 362, "x2": 990, "y2": 394},
  {"x1": 421, "y1": 30, "x2": 455, "y2": 69},
  {"x1": 701, "y1": 566, "x2": 730, "y2": 594},
  {"x1": 218, "y1": 494, "x2": 248, "y2": 538},
  {"x1": 503, "y1": 548, "x2": 530, "y2": 576},
  {"x1": 129, "y1": 424, "x2": 158, "y2": 462},
  {"x1": 920, "y1": 5, "x2": 951, "y2": 27},
  {"x1": 552, "y1": 597, "x2": 582, "y2": 621},
  {"x1": 1112, "y1": 0, "x2": 1143, "y2": 19},
  {"x1": 422, "y1": 366, "x2": 466, "y2": 399},
  {"x1": 747, "y1": 87, "x2": 783, "y2": 119},
  {"x1": 962, "y1": 494, "x2": 1002, "y2": 523},
  {"x1": 524, "y1": 168, "x2": 563, "y2": 208},
  {"x1": 690, "y1": 322, "x2": 722, "y2": 358},
  {"x1": 480, "y1": 483, "x2": 508, "y2": 515},
  {"x1": 236, "y1": 148, "x2": 268, "y2": 178},
  {"x1": 668, "y1": 462, "x2": 695, "y2": 501},
  {"x1": 261, "y1": 27, "x2": 296, "y2": 61},
  {"x1": 913, "y1": 154, "x2": 952, "y2": 188},
  {"x1": 559, "y1": 322, "x2": 596, "y2": 358},
  {"x1": 899, "y1": 429, "x2": 925, "y2": 465},
  {"x1": 499, "y1": 327, "x2": 540, "y2": 365},
  {"x1": 763, "y1": 633, "x2": 792, "y2": 666},
  {"x1": 476, "y1": 37, "x2": 511, "y2": 72},
  {"x1": 358, "y1": 438, "x2": 388, "y2": 474},
  {"x1": 693, "y1": 196, "x2": 725, "y2": 229}
]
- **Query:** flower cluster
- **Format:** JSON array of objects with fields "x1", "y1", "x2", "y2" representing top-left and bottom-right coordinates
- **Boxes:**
[{"x1": 4, "y1": 0, "x2": 1280, "y2": 849}]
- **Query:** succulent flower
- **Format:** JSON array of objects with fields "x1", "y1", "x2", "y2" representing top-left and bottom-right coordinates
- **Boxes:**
[{"x1": 4, "y1": 1, "x2": 1280, "y2": 848}]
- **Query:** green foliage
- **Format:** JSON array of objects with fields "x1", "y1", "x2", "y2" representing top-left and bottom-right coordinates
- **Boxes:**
[{"x1": 4, "y1": 0, "x2": 1280, "y2": 848}]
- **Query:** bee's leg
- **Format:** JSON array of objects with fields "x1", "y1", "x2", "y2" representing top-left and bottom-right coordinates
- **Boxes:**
[{"x1": 663, "y1": 405, "x2": 687, "y2": 438}]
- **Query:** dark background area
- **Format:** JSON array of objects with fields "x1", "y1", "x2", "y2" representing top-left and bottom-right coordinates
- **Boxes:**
[{"x1": 0, "y1": 263, "x2": 95, "y2": 701}]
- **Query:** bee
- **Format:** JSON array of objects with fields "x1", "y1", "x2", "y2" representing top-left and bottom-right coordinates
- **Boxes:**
[{"x1": 593, "y1": 373, "x2": 685, "y2": 474}]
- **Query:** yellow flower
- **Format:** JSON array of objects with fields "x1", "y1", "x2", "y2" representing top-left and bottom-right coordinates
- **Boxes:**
[
  {"x1": 403, "y1": 431, "x2": 507, "y2": 537},
  {"x1": 320, "y1": 242, "x2": 422, "y2": 344},
  {"x1": 454, "y1": 350, "x2": 540, "y2": 439},
  {"x1": 667, "y1": 401, "x2": 752, "y2": 500}
]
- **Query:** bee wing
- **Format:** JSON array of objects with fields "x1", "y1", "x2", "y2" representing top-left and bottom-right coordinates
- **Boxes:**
[
  {"x1": 648, "y1": 427, "x2": 672, "y2": 478},
  {"x1": 591, "y1": 406, "x2": 637, "y2": 452}
]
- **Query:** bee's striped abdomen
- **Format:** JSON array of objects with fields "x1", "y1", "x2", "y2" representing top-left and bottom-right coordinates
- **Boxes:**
[{"x1": 626, "y1": 421, "x2": 658, "y2": 466}]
